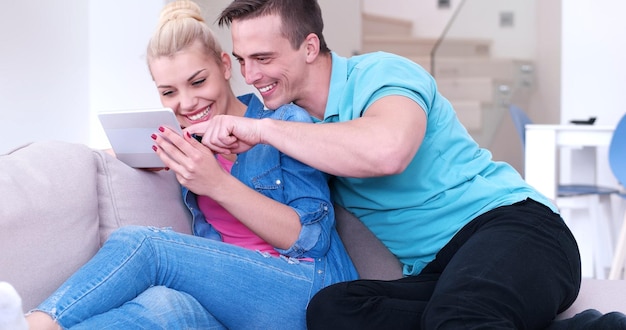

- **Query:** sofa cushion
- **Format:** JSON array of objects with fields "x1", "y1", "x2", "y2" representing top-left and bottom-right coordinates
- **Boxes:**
[
  {"x1": 0, "y1": 141, "x2": 101, "y2": 311},
  {"x1": 334, "y1": 204, "x2": 403, "y2": 280},
  {"x1": 556, "y1": 279, "x2": 626, "y2": 319},
  {"x1": 94, "y1": 150, "x2": 192, "y2": 245}
]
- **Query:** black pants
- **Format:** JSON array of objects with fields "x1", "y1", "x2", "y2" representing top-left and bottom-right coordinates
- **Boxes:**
[{"x1": 306, "y1": 199, "x2": 582, "y2": 329}]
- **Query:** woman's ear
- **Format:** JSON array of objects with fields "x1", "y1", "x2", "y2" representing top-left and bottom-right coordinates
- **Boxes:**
[
  {"x1": 220, "y1": 52, "x2": 233, "y2": 80},
  {"x1": 304, "y1": 33, "x2": 320, "y2": 63}
]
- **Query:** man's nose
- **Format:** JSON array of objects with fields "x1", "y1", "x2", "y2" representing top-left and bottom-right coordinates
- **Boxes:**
[{"x1": 243, "y1": 62, "x2": 261, "y2": 85}]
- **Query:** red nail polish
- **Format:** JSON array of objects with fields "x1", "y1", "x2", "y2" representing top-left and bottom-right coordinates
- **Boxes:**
[
  {"x1": 151, "y1": 134, "x2": 157, "y2": 140},
  {"x1": 158, "y1": 126, "x2": 165, "y2": 132},
  {"x1": 152, "y1": 145, "x2": 157, "y2": 152},
  {"x1": 186, "y1": 132, "x2": 192, "y2": 139}
]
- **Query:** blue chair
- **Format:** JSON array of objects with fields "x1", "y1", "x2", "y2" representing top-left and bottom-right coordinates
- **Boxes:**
[
  {"x1": 509, "y1": 104, "x2": 619, "y2": 278},
  {"x1": 607, "y1": 113, "x2": 626, "y2": 279}
]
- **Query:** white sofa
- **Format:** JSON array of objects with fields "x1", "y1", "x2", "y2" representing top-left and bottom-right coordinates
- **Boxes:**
[{"x1": 0, "y1": 140, "x2": 623, "y2": 320}]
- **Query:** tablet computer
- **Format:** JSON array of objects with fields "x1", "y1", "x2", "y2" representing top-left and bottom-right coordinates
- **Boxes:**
[{"x1": 98, "y1": 108, "x2": 182, "y2": 168}]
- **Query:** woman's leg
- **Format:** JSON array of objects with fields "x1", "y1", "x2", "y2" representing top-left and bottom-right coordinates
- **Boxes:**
[
  {"x1": 72, "y1": 286, "x2": 224, "y2": 330},
  {"x1": 32, "y1": 226, "x2": 325, "y2": 330}
]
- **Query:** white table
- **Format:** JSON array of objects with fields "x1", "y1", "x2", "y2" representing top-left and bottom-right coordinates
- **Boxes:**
[
  {"x1": 524, "y1": 124, "x2": 614, "y2": 200},
  {"x1": 525, "y1": 124, "x2": 616, "y2": 278}
]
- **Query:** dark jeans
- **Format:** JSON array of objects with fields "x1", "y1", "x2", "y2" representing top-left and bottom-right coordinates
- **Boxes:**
[{"x1": 306, "y1": 199, "x2": 582, "y2": 329}]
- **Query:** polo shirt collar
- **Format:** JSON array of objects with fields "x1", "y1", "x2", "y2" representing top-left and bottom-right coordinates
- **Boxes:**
[{"x1": 323, "y1": 52, "x2": 348, "y2": 122}]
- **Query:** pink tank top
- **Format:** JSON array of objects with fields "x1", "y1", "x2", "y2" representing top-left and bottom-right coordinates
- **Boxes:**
[{"x1": 197, "y1": 155, "x2": 279, "y2": 256}]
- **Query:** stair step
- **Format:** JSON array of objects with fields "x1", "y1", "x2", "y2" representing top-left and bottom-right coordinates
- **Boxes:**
[
  {"x1": 428, "y1": 58, "x2": 533, "y2": 80},
  {"x1": 362, "y1": 36, "x2": 491, "y2": 58},
  {"x1": 362, "y1": 13, "x2": 413, "y2": 37},
  {"x1": 362, "y1": 36, "x2": 435, "y2": 56},
  {"x1": 403, "y1": 57, "x2": 533, "y2": 81},
  {"x1": 437, "y1": 77, "x2": 509, "y2": 102}
]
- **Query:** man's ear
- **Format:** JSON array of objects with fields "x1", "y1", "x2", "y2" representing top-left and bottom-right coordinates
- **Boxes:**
[
  {"x1": 304, "y1": 33, "x2": 320, "y2": 63},
  {"x1": 220, "y1": 52, "x2": 233, "y2": 80}
]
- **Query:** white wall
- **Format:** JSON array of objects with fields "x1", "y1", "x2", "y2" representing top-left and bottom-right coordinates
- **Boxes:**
[
  {"x1": 318, "y1": 0, "x2": 361, "y2": 57},
  {"x1": 529, "y1": 0, "x2": 561, "y2": 125},
  {"x1": 1, "y1": 1, "x2": 90, "y2": 153},
  {"x1": 88, "y1": 0, "x2": 168, "y2": 149},
  {"x1": 561, "y1": 0, "x2": 626, "y2": 126},
  {"x1": 444, "y1": 0, "x2": 537, "y2": 59},
  {"x1": 0, "y1": 0, "x2": 167, "y2": 153}
]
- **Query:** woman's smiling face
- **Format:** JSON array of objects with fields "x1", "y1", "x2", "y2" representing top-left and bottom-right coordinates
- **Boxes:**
[{"x1": 149, "y1": 40, "x2": 233, "y2": 128}]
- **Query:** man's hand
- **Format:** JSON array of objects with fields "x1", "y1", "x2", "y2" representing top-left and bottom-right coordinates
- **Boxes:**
[{"x1": 184, "y1": 115, "x2": 263, "y2": 154}]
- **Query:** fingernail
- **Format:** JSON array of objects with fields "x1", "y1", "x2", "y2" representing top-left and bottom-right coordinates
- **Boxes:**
[
  {"x1": 186, "y1": 132, "x2": 192, "y2": 139},
  {"x1": 151, "y1": 134, "x2": 157, "y2": 140},
  {"x1": 158, "y1": 126, "x2": 165, "y2": 132},
  {"x1": 152, "y1": 145, "x2": 157, "y2": 152},
  {"x1": 165, "y1": 167, "x2": 170, "y2": 171}
]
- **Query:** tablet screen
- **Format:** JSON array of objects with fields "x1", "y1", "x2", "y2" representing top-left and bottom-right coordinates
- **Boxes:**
[{"x1": 98, "y1": 108, "x2": 182, "y2": 168}]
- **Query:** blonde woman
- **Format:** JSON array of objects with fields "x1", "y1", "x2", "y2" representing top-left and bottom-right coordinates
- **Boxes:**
[{"x1": 21, "y1": 1, "x2": 356, "y2": 329}]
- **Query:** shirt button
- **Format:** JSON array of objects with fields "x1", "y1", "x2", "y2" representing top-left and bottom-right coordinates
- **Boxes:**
[{"x1": 275, "y1": 179, "x2": 281, "y2": 185}]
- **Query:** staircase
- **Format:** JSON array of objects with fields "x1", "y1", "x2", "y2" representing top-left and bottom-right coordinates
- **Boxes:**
[{"x1": 361, "y1": 13, "x2": 533, "y2": 147}]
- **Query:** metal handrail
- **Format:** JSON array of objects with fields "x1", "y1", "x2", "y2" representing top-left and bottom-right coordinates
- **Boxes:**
[{"x1": 429, "y1": 0, "x2": 468, "y2": 76}]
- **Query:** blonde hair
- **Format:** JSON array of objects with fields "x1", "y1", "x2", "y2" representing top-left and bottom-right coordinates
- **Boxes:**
[{"x1": 147, "y1": 0, "x2": 222, "y2": 63}]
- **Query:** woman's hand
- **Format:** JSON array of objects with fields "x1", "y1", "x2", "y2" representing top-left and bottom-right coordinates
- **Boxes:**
[{"x1": 152, "y1": 126, "x2": 228, "y2": 197}]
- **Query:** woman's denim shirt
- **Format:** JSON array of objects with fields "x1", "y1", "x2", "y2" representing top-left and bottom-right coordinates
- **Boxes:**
[{"x1": 182, "y1": 94, "x2": 353, "y2": 268}]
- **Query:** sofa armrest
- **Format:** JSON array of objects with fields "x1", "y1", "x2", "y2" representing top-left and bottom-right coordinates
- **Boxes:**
[{"x1": 0, "y1": 141, "x2": 101, "y2": 311}]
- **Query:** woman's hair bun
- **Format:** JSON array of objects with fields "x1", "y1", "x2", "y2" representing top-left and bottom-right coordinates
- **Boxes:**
[
  {"x1": 158, "y1": 0, "x2": 205, "y2": 27},
  {"x1": 147, "y1": 0, "x2": 222, "y2": 62}
]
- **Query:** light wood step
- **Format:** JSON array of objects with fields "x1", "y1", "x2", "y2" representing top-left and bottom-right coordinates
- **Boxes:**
[
  {"x1": 428, "y1": 58, "x2": 533, "y2": 80},
  {"x1": 362, "y1": 36, "x2": 435, "y2": 56},
  {"x1": 437, "y1": 77, "x2": 509, "y2": 102},
  {"x1": 400, "y1": 57, "x2": 533, "y2": 80},
  {"x1": 362, "y1": 36, "x2": 491, "y2": 58},
  {"x1": 362, "y1": 12, "x2": 413, "y2": 37}
]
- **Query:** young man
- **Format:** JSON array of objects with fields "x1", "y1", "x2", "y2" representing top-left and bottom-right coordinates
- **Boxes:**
[{"x1": 195, "y1": 0, "x2": 586, "y2": 328}]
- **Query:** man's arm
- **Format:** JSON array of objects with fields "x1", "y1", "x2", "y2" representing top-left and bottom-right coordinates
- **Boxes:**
[
  {"x1": 260, "y1": 96, "x2": 426, "y2": 178},
  {"x1": 191, "y1": 95, "x2": 426, "y2": 178}
]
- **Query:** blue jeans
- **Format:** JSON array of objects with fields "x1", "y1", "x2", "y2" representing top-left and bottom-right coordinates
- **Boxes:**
[
  {"x1": 69, "y1": 286, "x2": 221, "y2": 330},
  {"x1": 35, "y1": 226, "x2": 355, "y2": 329}
]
